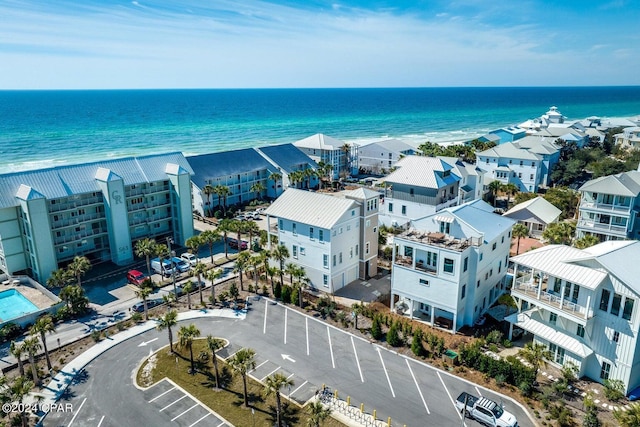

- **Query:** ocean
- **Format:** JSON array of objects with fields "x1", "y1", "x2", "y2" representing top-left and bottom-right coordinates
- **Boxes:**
[{"x1": 1, "y1": 87, "x2": 639, "y2": 174}]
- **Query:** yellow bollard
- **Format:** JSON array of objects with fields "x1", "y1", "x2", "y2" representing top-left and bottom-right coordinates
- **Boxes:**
[
  {"x1": 347, "y1": 396, "x2": 351, "y2": 406},
  {"x1": 387, "y1": 417, "x2": 391, "y2": 426},
  {"x1": 373, "y1": 409, "x2": 377, "y2": 419},
  {"x1": 360, "y1": 403, "x2": 364, "y2": 413}
]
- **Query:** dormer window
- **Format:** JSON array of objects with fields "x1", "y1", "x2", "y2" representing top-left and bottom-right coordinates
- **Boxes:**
[
  {"x1": 409, "y1": 188, "x2": 414, "y2": 196},
  {"x1": 443, "y1": 170, "x2": 450, "y2": 178}
]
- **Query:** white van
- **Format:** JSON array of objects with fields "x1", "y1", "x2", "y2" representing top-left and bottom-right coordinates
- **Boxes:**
[{"x1": 151, "y1": 258, "x2": 176, "y2": 277}]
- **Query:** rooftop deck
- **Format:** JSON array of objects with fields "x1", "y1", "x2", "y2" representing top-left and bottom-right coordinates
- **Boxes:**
[{"x1": 397, "y1": 230, "x2": 481, "y2": 252}]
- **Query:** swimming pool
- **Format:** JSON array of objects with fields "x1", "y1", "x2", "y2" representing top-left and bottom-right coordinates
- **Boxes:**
[{"x1": 0, "y1": 289, "x2": 39, "y2": 322}]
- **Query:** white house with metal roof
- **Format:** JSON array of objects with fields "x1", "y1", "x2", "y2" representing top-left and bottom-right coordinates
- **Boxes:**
[
  {"x1": 264, "y1": 188, "x2": 378, "y2": 293},
  {"x1": 615, "y1": 127, "x2": 640, "y2": 150},
  {"x1": 476, "y1": 137, "x2": 561, "y2": 192},
  {"x1": 507, "y1": 241, "x2": 640, "y2": 393},
  {"x1": 379, "y1": 156, "x2": 463, "y2": 228},
  {"x1": 293, "y1": 133, "x2": 355, "y2": 180},
  {"x1": 391, "y1": 200, "x2": 515, "y2": 332},
  {"x1": 576, "y1": 170, "x2": 640, "y2": 241},
  {"x1": 0, "y1": 153, "x2": 194, "y2": 283},
  {"x1": 503, "y1": 196, "x2": 561, "y2": 238},
  {"x1": 355, "y1": 138, "x2": 416, "y2": 175}
]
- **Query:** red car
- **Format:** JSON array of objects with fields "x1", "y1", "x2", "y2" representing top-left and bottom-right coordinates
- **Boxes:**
[{"x1": 127, "y1": 270, "x2": 148, "y2": 286}]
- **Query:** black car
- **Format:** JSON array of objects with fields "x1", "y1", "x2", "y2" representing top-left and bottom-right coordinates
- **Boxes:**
[{"x1": 131, "y1": 298, "x2": 162, "y2": 313}]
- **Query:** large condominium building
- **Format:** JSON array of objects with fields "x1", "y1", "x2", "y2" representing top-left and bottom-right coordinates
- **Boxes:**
[
  {"x1": 391, "y1": 200, "x2": 515, "y2": 332},
  {"x1": 576, "y1": 169, "x2": 640, "y2": 242},
  {"x1": 265, "y1": 188, "x2": 379, "y2": 293},
  {"x1": 0, "y1": 153, "x2": 194, "y2": 283},
  {"x1": 507, "y1": 241, "x2": 640, "y2": 393},
  {"x1": 293, "y1": 134, "x2": 355, "y2": 180}
]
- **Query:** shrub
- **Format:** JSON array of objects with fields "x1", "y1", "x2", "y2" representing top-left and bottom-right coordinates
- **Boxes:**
[
  {"x1": 131, "y1": 312, "x2": 143, "y2": 323},
  {"x1": 485, "y1": 330, "x2": 503, "y2": 345},
  {"x1": 519, "y1": 380, "x2": 533, "y2": 397},
  {"x1": 603, "y1": 379, "x2": 625, "y2": 401},
  {"x1": 262, "y1": 284, "x2": 269, "y2": 296},
  {"x1": 561, "y1": 362, "x2": 578, "y2": 384},
  {"x1": 502, "y1": 339, "x2": 513, "y2": 348},
  {"x1": 90, "y1": 330, "x2": 102, "y2": 342},
  {"x1": 495, "y1": 374, "x2": 506, "y2": 386},
  {"x1": 386, "y1": 321, "x2": 402, "y2": 347},
  {"x1": 411, "y1": 330, "x2": 425, "y2": 357},
  {"x1": 290, "y1": 287, "x2": 299, "y2": 305},
  {"x1": 371, "y1": 315, "x2": 383, "y2": 340},
  {"x1": 274, "y1": 281, "x2": 282, "y2": 299}
]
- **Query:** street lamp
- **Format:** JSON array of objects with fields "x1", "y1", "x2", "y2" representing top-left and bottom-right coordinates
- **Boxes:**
[{"x1": 167, "y1": 237, "x2": 179, "y2": 298}]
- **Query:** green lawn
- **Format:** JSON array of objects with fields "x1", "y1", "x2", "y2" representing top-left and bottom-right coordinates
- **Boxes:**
[{"x1": 137, "y1": 339, "x2": 345, "y2": 427}]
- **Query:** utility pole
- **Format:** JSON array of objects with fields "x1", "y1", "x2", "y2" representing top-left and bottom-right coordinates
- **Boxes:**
[{"x1": 167, "y1": 237, "x2": 179, "y2": 298}]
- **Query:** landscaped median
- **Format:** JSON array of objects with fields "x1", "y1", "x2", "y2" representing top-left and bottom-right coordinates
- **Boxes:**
[{"x1": 136, "y1": 337, "x2": 345, "y2": 427}]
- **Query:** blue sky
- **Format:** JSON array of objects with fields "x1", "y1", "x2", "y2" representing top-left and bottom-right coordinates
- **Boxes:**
[{"x1": 1, "y1": 0, "x2": 639, "y2": 89}]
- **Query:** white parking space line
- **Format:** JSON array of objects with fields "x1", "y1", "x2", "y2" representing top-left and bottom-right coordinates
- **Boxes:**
[
  {"x1": 406, "y1": 359, "x2": 430, "y2": 414},
  {"x1": 216, "y1": 422, "x2": 226, "y2": 427},
  {"x1": 351, "y1": 336, "x2": 364, "y2": 383},
  {"x1": 437, "y1": 371, "x2": 466, "y2": 424},
  {"x1": 475, "y1": 386, "x2": 483, "y2": 396},
  {"x1": 188, "y1": 413, "x2": 210, "y2": 427},
  {"x1": 171, "y1": 403, "x2": 199, "y2": 421},
  {"x1": 67, "y1": 398, "x2": 87, "y2": 427},
  {"x1": 262, "y1": 366, "x2": 281, "y2": 381},
  {"x1": 263, "y1": 300, "x2": 268, "y2": 334},
  {"x1": 376, "y1": 347, "x2": 395, "y2": 398},
  {"x1": 327, "y1": 327, "x2": 335, "y2": 369},
  {"x1": 305, "y1": 317, "x2": 310, "y2": 356},
  {"x1": 97, "y1": 415, "x2": 105, "y2": 427},
  {"x1": 290, "y1": 380, "x2": 308, "y2": 396},
  {"x1": 252, "y1": 360, "x2": 269, "y2": 372},
  {"x1": 160, "y1": 394, "x2": 187, "y2": 412},
  {"x1": 284, "y1": 308, "x2": 288, "y2": 344},
  {"x1": 287, "y1": 373, "x2": 295, "y2": 380},
  {"x1": 149, "y1": 386, "x2": 176, "y2": 402}
]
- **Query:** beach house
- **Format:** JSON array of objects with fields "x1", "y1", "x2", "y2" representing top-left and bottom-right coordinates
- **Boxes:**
[
  {"x1": 507, "y1": 241, "x2": 640, "y2": 393},
  {"x1": 293, "y1": 133, "x2": 355, "y2": 180},
  {"x1": 264, "y1": 188, "x2": 379, "y2": 293},
  {"x1": 0, "y1": 153, "x2": 194, "y2": 283},
  {"x1": 503, "y1": 196, "x2": 562, "y2": 238},
  {"x1": 391, "y1": 200, "x2": 515, "y2": 332},
  {"x1": 355, "y1": 138, "x2": 416, "y2": 175},
  {"x1": 615, "y1": 127, "x2": 640, "y2": 150}
]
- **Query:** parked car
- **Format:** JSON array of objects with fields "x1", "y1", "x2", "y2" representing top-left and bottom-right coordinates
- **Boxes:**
[
  {"x1": 226, "y1": 237, "x2": 248, "y2": 250},
  {"x1": 256, "y1": 207, "x2": 266, "y2": 214},
  {"x1": 234, "y1": 214, "x2": 248, "y2": 221},
  {"x1": 131, "y1": 298, "x2": 163, "y2": 313},
  {"x1": 151, "y1": 258, "x2": 176, "y2": 277},
  {"x1": 126, "y1": 270, "x2": 148, "y2": 287},
  {"x1": 171, "y1": 257, "x2": 191, "y2": 273},
  {"x1": 180, "y1": 253, "x2": 197, "y2": 266},
  {"x1": 456, "y1": 392, "x2": 518, "y2": 427}
]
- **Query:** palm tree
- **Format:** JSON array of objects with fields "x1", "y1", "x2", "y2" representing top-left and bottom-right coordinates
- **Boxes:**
[
  {"x1": 228, "y1": 348, "x2": 256, "y2": 407},
  {"x1": 341, "y1": 143, "x2": 352, "y2": 175},
  {"x1": 250, "y1": 182, "x2": 266, "y2": 201},
  {"x1": 575, "y1": 234, "x2": 600, "y2": 249},
  {"x1": 292, "y1": 266, "x2": 307, "y2": 307},
  {"x1": 206, "y1": 268, "x2": 223, "y2": 305},
  {"x1": 250, "y1": 252, "x2": 266, "y2": 290},
  {"x1": 200, "y1": 229, "x2": 221, "y2": 263},
  {"x1": 8, "y1": 376, "x2": 34, "y2": 427},
  {"x1": 271, "y1": 244, "x2": 289, "y2": 286},
  {"x1": 9, "y1": 341, "x2": 26, "y2": 377},
  {"x1": 135, "y1": 285, "x2": 154, "y2": 321},
  {"x1": 203, "y1": 184, "x2": 216, "y2": 216},
  {"x1": 153, "y1": 242, "x2": 170, "y2": 283},
  {"x1": 46, "y1": 268, "x2": 71, "y2": 288},
  {"x1": 285, "y1": 263, "x2": 297, "y2": 286},
  {"x1": 502, "y1": 183, "x2": 519, "y2": 207},
  {"x1": 156, "y1": 310, "x2": 178, "y2": 353},
  {"x1": 488, "y1": 180, "x2": 502, "y2": 207},
  {"x1": 218, "y1": 219, "x2": 233, "y2": 258},
  {"x1": 230, "y1": 219, "x2": 245, "y2": 251},
  {"x1": 512, "y1": 223, "x2": 529, "y2": 255},
  {"x1": 135, "y1": 238, "x2": 156, "y2": 281},
  {"x1": 178, "y1": 324, "x2": 201, "y2": 374},
  {"x1": 216, "y1": 185, "x2": 231, "y2": 217},
  {"x1": 206, "y1": 335, "x2": 225, "y2": 389},
  {"x1": 266, "y1": 266, "x2": 278, "y2": 295},
  {"x1": 244, "y1": 221, "x2": 260, "y2": 252},
  {"x1": 23, "y1": 336, "x2": 42, "y2": 385},
  {"x1": 288, "y1": 170, "x2": 302, "y2": 188},
  {"x1": 520, "y1": 342, "x2": 552, "y2": 379},
  {"x1": 67, "y1": 255, "x2": 91, "y2": 290},
  {"x1": 307, "y1": 400, "x2": 332, "y2": 427},
  {"x1": 182, "y1": 281, "x2": 194, "y2": 309},
  {"x1": 30, "y1": 314, "x2": 56, "y2": 372},
  {"x1": 185, "y1": 235, "x2": 202, "y2": 262},
  {"x1": 542, "y1": 221, "x2": 576, "y2": 245},
  {"x1": 264, "y1": 373, "x2": 294, "y2": 427},
  {"x1": 191, "y1": 262, "x2": 208, "y2": 305},
  {"x1": 268, "y1": 172, "x2": 282, "y2": 196},
  {"x1": 235, "y1": 251, "x2": 251, "y2": 292},
  {"x1": 614, "y1": 402, "x2": 640, "y2": 427}
]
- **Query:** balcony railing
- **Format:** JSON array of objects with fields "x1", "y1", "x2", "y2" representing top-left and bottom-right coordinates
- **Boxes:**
[
  {"x1": 580, "y1": 201, "x2": 632, "y2": 215},
  {"x1": 512, "y1": 279, "x2": 593, "y2": 319},
  {"x1": 577, "y1": 219, "x2": 628, "y2": 235}
]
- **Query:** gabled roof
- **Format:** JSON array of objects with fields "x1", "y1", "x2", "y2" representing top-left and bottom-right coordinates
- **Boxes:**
[
  {"x1": 256, "y1": 143, "x2": 317, "y2": 174},
  {"x1": 187, "y1": 148, "x2": 276, "y2": 190},
  {"x1": 578, "y1": 171, "x2": 640, "y2": 196},
  {"x1": 359, "y1": 138, "x2": 416, "y2": 153},
  {"x1": 477, "y1": 142, "x2": 542, "y2": 161},
  {"x1": 503, "y1": 197, "x2": 561, "y2": 225},
  {"x1": 515, "y1": 136, "x2": 560, "y2": 155},
  {"x1": 510, "y1": 245, "x2": 607, "y2": 289},
  {"x1": 383, "y1": 155, "x2": 460, "y2": 188},
  {"x1": 575, "y1": 240, "x2": 640, "y2": 296},
  {"x1": 439, "y1": 156, "x2": 483, "y2": 178},
  {"x1": 293, "y1": 133, "x2": 345, "y2": 151},
  {"x1": 343, "y1": 187, "x2": 381, "y2": 201},
  {"x1": 265, "y1": 188, "x2": 358, "y2": 229},
  {"x1": 0, "y1": 152, "x2": 193, "y2": 209}
]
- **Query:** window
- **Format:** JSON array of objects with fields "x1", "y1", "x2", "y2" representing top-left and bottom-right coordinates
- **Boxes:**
[
  {"x1": 339, "y1": 227, "x2": 343, "y2": 234},
  {"x1": 355, "y1": 244, "x2": 359, "y2": 256},
  {"x1": 479, "y1": 253, "x2": 483, "y2": 261},
  {"x1": 613, "y1": 331, "x2": 620, "y2": 343},
  {"x1": 440, "y1": 221, "x2": 450, "y2": 234},
  {"x1": 401, "y1": 205, "x2": 407, "y2": 215},
  {"x1": 549, "y1": 312, "x2": 557, "y2": 325},
  {"x1": 323, "y1": 254, "x2": 329, "y2": 268},
  {"x1": 350, "y1": 247, "x2": 353, "y2": 258},
  {"x1": 461, "y1": 284, "x2": 466, "y2": 299},
  {"x1": 410, "y1": 188, "x2": 414, "y2": 196},
  {"x1": 347, "y1": 225, "x2": 351, "y2": 231},
  {"x1": 530, "y1": 174, "x2": 534, "y2": 180},
  {"x1": 339, "y1": 252, "x2": 343, "y2": 263},
  {"x1": 623, "y1": 298, "x2": 635, "y2": 321},
  {"x1": 323, "y1": 275, "x2": 329, "y2": 287},
  {"x1": 292, "y1": 223, "x2": 297, "y2": 235},
  {"x1": 492, "y1": 242, "x2": 496, "y2": 251},
  {"x1": 519, "y1": 160, "x2": 523, "y2": 166},
  {"x1": 365, "y1": 242, "x2": 370, "y2": 255},
  {"x1": 443, "y1": 258, "x2": 454, "y2": 274},
  {"x1": 419, "y1": 278, "x2": 429, "y2": 287},
  {"x1": 366, "y1": 220, "x2": 371, "y2": 227},
  {"x1": 518, "y1": 173, "x2": 522, "y2": 179},
  {"x1": 300, "y1": 247, "x2": 305, "y2": 256},
  {"x1": 501, "y1": 236, "x2": 504, "y2": 244},
  {"x1": 279, "y1": 219, "x2": 284, "y2": 230},
  {"x1": 577, "y1": 324, "x2": 585, "y2": 338},
  {"x1": 477, "y1": 280, "x2": 480, "y2": 288},
  {"x1": 388, "y1": 203, "x2": 393, "y2": 213},
  {"x1": 498, "y1": 261, "x2": 502, "y2": 273},
  {"x1": 463, "y1": 257, "x2": 468, "y2": 272},
  {"x1": 319, "y1": 230, "x2": 324, "y2": 241},
  {"x1": 292, "y1": 245, "x2": 298, "y2": 258},
  {"x1": 310, "y1": 227, "x2": 314, "y2": 240},
  {"x1": 333, "y1": 255, "x2": 336, "y2": 267},
  {"x1": 611, "y1": 293, "x2": 622, "y2": 316},
  {"x1": 599, "y1": 289, "x2": 610, "y2": 311},
  {"x1": 600, "y1": 361, "x2": 611, "y2": 380}
]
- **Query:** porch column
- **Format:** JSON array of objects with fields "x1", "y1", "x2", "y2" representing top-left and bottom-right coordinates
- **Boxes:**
[
  {"x1": 536, "y1": 269, "x2": 542, "y2": 299},
  {"x1": 452, "y1": 313, "x2": 457, "y2": 334},
  {"x1": 508, "y1": 322, "x2": 514, "y2": 341},
  {"x1": 512, "y1": 264, "x2": 518, "y2": 288},
  {"x1": 389, "y1": 292, "x2": 395, "y2": 311},
  {"x1": 585, "y1": 295, "x2": 591, "y2": 319},
  {"x1": 409, "y1": 298, "x2": 414, "y2": 320},
  {"x1": 559, "y1": 281, "x2": 566, "y2": 310},
  {"x1": 430, "y1": 307, "x2": 435, "y2": 325},
  {"x1": 266, "y1": 216, "x2": 272, "y2": 248}
]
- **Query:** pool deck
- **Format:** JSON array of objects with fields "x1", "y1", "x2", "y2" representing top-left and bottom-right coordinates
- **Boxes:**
[{"x1": 0, "y1": 280, "x2": 58, "y2": 310}]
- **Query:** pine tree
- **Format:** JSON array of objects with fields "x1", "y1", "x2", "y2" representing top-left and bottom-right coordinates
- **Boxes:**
[
  {"x1": 411, "y1": 329, "x2": 425, "y2": 357},
  {"x1": 371, "y1": 315, "x2": 383, "y2": 340},
  {"x1": 386, "y1": 321, "x2": 402, "y2": 347}
]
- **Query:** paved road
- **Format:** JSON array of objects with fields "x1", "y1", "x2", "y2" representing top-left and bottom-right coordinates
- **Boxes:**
[{"x1": 43, "y1": 299, "x2": 533, "y2": 427}]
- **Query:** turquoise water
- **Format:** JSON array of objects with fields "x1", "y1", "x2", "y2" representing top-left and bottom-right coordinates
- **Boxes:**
[
  {"x1": 0, "y1": 87, "x2": 639, "y2": 174},
  {"x1": 0, "y1": 289, "x2": 39, "y2": 322}
]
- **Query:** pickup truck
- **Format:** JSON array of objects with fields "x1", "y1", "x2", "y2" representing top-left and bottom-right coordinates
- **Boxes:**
[{"x1": 456, "y1": 392, "x2": 518, "y2": 427}]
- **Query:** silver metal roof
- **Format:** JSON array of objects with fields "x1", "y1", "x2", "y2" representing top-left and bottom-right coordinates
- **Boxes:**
[
  {"x1": 383, "y1": 155, "x2": 459, "y2": 188},
  {"x1": 579, "y1": 171, "x2": 640, "y2": 196},
  {"x1": 293, "y1": 133, "x2": 345, "y2": 151},
  {"x1": 504, "y1": 196, "x2": 561, "y2": 225}
]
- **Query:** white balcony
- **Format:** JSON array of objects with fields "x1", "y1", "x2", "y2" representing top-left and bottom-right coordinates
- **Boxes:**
[
  {"x1": 579, "y1": 201, "x2": 632, "y2": 215},
  {"x1": 511, "y1": 278, "x2": 593, "y2": 320}
]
